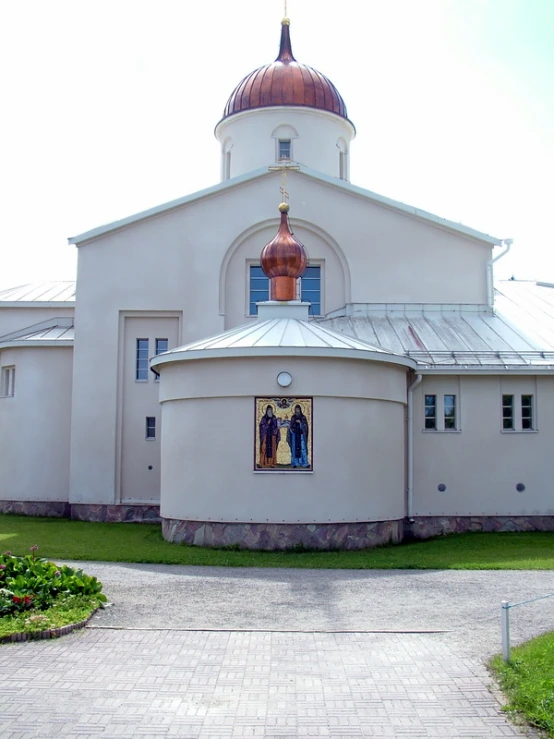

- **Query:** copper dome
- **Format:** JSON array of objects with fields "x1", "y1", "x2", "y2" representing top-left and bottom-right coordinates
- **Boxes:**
[
  {"x1": 261, "y1": 203, "x2": 308, "y2": 302},
  {"x1": 222, "y1": 19, "x2": 348, "y2": 121}
]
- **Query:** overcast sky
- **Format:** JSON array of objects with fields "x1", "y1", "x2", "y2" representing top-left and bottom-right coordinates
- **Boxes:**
[{"x1": 1, "y1": 0, "x2": 552, "y2": 290}]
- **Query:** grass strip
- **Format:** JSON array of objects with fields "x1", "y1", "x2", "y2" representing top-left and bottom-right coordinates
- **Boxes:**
[
  {"x1": 490, "y1": 631, "x2": 554, "y2": 737},
  {"x1": 0, "y1": 594, "x2": 103, "y2": 640},
  {"x1": 2, "y1": 515, "x2": 554, "y2": 568}
]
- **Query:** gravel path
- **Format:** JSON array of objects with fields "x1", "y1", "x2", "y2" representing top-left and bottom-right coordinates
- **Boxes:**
[{"x1": 64, "y1": 561, "x2": 554, "y2": 659}]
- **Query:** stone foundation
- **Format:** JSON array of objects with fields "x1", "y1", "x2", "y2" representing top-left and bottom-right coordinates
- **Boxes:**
[
  {"x1": 0, "y1": 501, "x2": 160, "y2": 523},
  {"x1": 2, "y1": 503, "x2": 554, "y2": 549},
  {"x1": 405, "y1": 515, "x2": 554, "y2": 539},
  {"x1": 162, "y1": 518, "x2": 403, "y2": 550},
  {"x1": 0, "y1": 500, "x2": 71, "y2": 518},
  {"x1": 70, "y1": 504, "x2": 160, "y2": 523}
]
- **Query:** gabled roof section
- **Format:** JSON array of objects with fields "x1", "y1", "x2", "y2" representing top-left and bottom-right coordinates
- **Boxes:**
[
  {"x1": 0, "y1": 281, "x2": 76, "y2": 304},
  {"x1": 68, "y1": 166, "x2": 502, "y2": 247},
  {"x1": 0, "y1": 317, "x2": 74, "y2": 349}
]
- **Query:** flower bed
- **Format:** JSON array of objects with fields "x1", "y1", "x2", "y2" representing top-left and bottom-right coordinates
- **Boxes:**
[{"x1": 0, "y1": 546, "x2": 106, "y2": 641}]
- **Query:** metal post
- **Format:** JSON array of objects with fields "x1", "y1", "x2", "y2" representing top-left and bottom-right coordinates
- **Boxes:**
[{"x1": 501, "y1": 601, "x2": 511, "y2": 662}]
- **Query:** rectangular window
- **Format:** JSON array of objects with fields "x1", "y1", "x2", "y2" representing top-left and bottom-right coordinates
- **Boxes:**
[
  {"x1": 249, "y1": 264, "x2": 322, "y2": 316},
  {"x1": 146, "y1": 416, "x2": 156, "y2": 440},
  {"x1": 249, "y1": 265, "x2": 270, "y2": 315},
  {"x1": 153, "y1": 339, "x2": 168, "y2": 382},
  {"x1": 444, "y1": 394, "x2": 456, "y2": 430},
  {"x1": 301, "y1": 265, "x2": 321, "y2": 316},
  {"x1": 521, "y1": 394, "x2": 534, "y2": 430},
  {"x1": 278, "y1": 139, "x2": 291, "y2": 160},
  {"x1": 502, "y1": 394, "x2": 514, "y2": 430},
  {"x1": 424, "y1": 394, "x2": 437, "y2": 430},
  {"x1": 1, "y1": 367, "x2": 15, "y2": 397},
  {"x1": 136, "y1": 339, "x2": 149, "y2": 381}
]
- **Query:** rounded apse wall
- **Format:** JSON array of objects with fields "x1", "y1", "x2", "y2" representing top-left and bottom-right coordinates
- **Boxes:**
[{"x1": 157, "y1": 355, "x2": 408, "y2": 550}]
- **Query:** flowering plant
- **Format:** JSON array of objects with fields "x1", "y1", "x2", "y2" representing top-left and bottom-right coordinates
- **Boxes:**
[{"x1": 0, "y1": 547, "x2": 106, "y2": 617}]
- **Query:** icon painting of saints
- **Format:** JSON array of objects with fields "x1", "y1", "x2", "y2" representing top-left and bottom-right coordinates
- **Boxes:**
[{"x1": 254, "y1": 398, "x2": 312, "y2": 471}]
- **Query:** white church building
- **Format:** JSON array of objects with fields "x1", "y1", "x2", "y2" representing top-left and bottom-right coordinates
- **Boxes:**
[{"x1": 1, "y1": 18, "x2": 554, "y2": 549}]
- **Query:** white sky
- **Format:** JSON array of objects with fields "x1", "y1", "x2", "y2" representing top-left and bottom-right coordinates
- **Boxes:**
[{"x1": 0, "y1": 0, "x2": 552, "y2": 290}]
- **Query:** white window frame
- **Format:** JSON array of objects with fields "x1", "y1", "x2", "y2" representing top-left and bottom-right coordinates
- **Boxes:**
[
  {"x1": 277, "y1": 139, "x2": 292, "y2": 161},
  {"x1": 145, "y1": 416, "x2": 156, "y2": 440},
  {"x1": 501, "y1": 393, "x2": 536, "y2": 432},
  {"x1": 423, "y1": 393, "x2": 460, "y2": 432},
  {"x1": 246, "y1": 261, "x2": 324, "y2": 317},
  {"x1": 135, "y1": 338, "x2": 149, "y2": 382},
  {"x1": 1, "y1": 366, "x2": 15, "y2": 398}
]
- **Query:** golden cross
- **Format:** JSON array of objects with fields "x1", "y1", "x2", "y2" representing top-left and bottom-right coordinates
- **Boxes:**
[{"x1": 268, "y1": 159, "x2": 300, "y2": 203}]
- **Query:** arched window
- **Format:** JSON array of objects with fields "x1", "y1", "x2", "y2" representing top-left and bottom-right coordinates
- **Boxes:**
[{"x1": 271, "y1": 125, "x2": 299, "y2": 163}]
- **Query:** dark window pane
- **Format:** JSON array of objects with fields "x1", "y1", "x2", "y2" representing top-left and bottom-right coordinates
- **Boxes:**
[
  {"x1": 155, "y1": 339, "x2": 168, "y2": 355},
  {"x1": 279, "y1": 140, "x2": 291, "y2": 159},
  {"x1": 136, "y1": 339, "x2": 149, "y2": 380},
  {"x1": 301, "y1": 266, "x2": 320, "y2": 310},
  {"x1": 146, "y1": 416, "x2": 156, "y2": 439},
  {"x1": 521, "y1": 395, "x2": 533, "y2": 429},
  {"x1": 425, "y1": 418, "x2": 436, "y2": 430}
]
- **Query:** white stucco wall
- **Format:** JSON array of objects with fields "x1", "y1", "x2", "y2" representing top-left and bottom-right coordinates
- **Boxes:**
[
  {"x1": 215, "y1": 108, "x2": 355, "y2": 181},
  {"x1": 157, "y1": 356, "x2": 408, "y2": 524},
  {"x1": 68, "y1": 171, "x2": 491, "y2": 506},
  {"x1": 412, "y1": 375, "x2": 554, "y2": 516},
  {"x1": 0, "y1": 307, "x2": 74, "y2": 338},
  {"x1": 0, "y1": 346, "x2": 73, "y2": 502}
]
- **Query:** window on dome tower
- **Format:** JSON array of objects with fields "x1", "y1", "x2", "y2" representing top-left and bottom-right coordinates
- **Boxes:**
[{"x1": 278, "y1": 139, "x2": 291, "y2": 161}]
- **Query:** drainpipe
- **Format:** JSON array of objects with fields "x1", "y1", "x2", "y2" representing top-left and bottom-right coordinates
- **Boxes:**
[
  {"x1": 487, "y1": 239, "x2": 513, "y2": 309},
  {"x1": 407, "y1": 373, "x2": 423, "y2": 520}
]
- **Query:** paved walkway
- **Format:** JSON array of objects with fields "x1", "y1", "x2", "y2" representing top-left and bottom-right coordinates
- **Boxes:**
[{"x1": 2, "y1": 564, "x2": 549, "y2": 738}]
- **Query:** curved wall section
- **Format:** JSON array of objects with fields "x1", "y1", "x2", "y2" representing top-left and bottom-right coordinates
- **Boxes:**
[{"x1": 158, "y1": 355, "x2": 408, "y2": 547}]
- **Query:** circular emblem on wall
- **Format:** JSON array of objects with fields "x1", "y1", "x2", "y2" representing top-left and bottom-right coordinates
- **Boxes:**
[{"x1": 277, "y1": 371, "x2": 292, "y2": 387}]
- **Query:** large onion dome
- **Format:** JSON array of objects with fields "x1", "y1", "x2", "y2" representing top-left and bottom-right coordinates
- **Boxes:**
[{"x1": 222, "y1": 18, "x2": 348, "y2": 121}]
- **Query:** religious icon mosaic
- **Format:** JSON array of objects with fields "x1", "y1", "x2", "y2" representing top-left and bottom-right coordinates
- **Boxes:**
[{"x1": 255, "y1": 397, "x2": 313, "y2": 472}]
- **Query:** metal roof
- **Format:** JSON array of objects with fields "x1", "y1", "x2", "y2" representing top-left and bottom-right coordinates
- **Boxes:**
[
  {"x1": 0, "y1": 318, "x2": 74, "y2": 348},
  {"x1": 319, "y1": 281, "x2": 554, "y2": 372},
  {"x1": 152, "y1": 316, "x2": 416, "y2": 369},
  {"x1": 0, "y1": 282, "x2": 76, "y2": 304}
]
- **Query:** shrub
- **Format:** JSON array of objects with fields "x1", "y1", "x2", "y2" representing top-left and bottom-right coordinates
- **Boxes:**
[{"x1": 0, "y1": 547, "x2": 106, "y2": 617}]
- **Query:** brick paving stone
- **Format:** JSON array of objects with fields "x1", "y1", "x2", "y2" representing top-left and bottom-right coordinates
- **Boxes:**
[{"x1": 0, "y1": 629, "x2": 533, "y2": 738}]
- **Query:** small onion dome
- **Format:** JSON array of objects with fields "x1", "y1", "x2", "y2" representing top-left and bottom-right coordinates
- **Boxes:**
[
  {"x1": 261, "y1": 203, "x2": 308, "y2": 301},
  {"x1": 222, "y1": 18, "x2": 348, "y2": 120}
]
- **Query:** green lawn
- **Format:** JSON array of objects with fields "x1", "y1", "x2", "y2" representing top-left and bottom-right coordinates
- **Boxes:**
[
  {"x1": 2, "y1": 515, "x2": 554, "y2": 568},
  {"x1": 491, "y1": 631, "x2": 554, "y2": 737}
]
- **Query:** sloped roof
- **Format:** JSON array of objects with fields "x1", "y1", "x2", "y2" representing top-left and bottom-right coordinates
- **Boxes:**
[
  {"x1": 151, "y1": 316, "x2": 416, "y2": 369},
  {"x1": 0, "y1": 318, "x2": 74, "y2": 349},
  {"x1": 69, "y1": 166, "x2": 501, "y2": 247},
  {"x1": 0, "y1": 282, "x2": 76, "y2": 304},
  {"x1": 320, "y1": 281, "x2": 554, "y2": 372}
]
